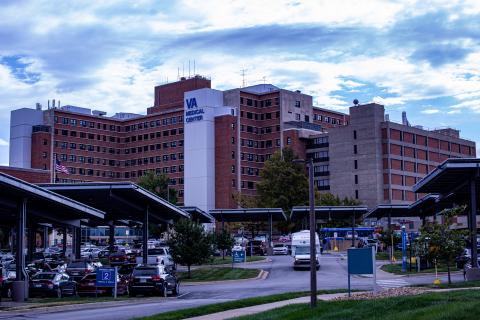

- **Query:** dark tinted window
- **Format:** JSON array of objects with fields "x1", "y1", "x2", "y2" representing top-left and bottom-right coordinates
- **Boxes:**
[
  {"x1": 133, "y1": 268, "x2": 157, "y2": 276},
  {"x1": 148, "y1": 248, "x2": 166, "y2": 255},
  {"x1": 33, "y1": 273, "x2": 56, "y2": 280},
  {"x1": 67, "y1": 262, "x2": 87, "y2": 268}
]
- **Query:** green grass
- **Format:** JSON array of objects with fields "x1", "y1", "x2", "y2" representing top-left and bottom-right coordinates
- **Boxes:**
[
  {"x1": 136, "y1": 289, "x2": 349, "y2": 320},
  {"x1": 381, "y1": 263, "x2": 459, "y2": 275},
  {"x1": 376, "y1": 251, "x2": 402, "y2": 261},
  {"x1": 206, "y1": 256, "x2": 266, "y2": 265},
  {"x1": 178, "y1": 267, "x2": 260, "y2": 282},
  {"x1": 233, "y1": 290, "x2": 480, "y2": 320},
  {"x1": 416, "y1": 279, "x2": 480, "y2": 289}
]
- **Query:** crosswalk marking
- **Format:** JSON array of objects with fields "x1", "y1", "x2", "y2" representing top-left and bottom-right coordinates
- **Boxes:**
[{"x1": 376, "y1": 279, "x2": 409, "y2": 289}]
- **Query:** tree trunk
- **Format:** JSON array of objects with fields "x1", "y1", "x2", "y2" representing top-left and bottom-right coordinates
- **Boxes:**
[
  {"x1": 222, "y1": 249, "x2": 225, "y2": 260},
  {"x1": 447, "y1": 262, "x2": 451, "y2": 284},
  {"x1": 188, "y1": 265, "x2": 191, "y2": 279}
]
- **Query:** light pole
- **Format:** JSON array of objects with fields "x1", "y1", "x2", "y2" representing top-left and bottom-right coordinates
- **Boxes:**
[{"x1": 294, "y1": 158, "x2": 317, "y2": 308}]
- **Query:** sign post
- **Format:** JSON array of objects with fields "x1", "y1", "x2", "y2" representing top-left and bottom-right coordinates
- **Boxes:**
[
  {"x1": 347, "y1": 247, "x2": 376, "y2": 296},
  {"x1": 96, "y1": 267, "x2": 117, "y2": 299},
  {"x1": 401, "y1": 225, "x2": 407, "y2": 272}
]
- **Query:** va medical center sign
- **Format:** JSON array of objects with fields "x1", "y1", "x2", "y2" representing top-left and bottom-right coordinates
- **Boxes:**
[{"x1": 185, "y1": 97, "x2": 205, "y2": 123}]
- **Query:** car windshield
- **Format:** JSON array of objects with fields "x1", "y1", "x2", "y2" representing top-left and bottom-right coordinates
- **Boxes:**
[
  {"x1": 83, "y1": 274, "x2": 96, "y2": 280},
  {"x1": 133, "y1": 268, "x2": 158, "y2": 276},
  {"x1": 295, "y1": 246, "x2": 313, "y2": 254},
  {"x1": 148, "y1": 249, "x2": 166, "y2": 255},
  {"x1": 33, "y1": 273, "x2": 56, "y2": 280},
  {"x1": 249, "y1": 241, "x2": 262, "y2": 245},
  {"x1": 274, "y1": 244, "x2": 285, "y2": 248},
  {"x1": 67, "y1": 262, "x2": 87, "y2": 268}
]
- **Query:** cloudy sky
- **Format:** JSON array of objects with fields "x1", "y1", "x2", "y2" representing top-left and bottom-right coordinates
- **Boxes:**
[{"x1": 1, "y1": 0, "x2": 479, "y2": 165}]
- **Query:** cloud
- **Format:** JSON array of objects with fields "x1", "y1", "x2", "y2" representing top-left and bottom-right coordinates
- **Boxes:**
[
  {"x1": 421, "y1": 109, "x2": 441, "y2": 114},
  {"x1": 0, "y1": 138, "x2": 8, "y2": 146}
]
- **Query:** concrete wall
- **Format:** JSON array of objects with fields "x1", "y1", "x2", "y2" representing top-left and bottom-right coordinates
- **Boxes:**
[{"x1": 9, "y1": 108, "x2": 44, "y2": 168}]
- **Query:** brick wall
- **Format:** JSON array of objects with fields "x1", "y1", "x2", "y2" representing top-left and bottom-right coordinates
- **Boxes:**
[{"x1": 0, "y1": 166, "x2": 51, "y2": 183}]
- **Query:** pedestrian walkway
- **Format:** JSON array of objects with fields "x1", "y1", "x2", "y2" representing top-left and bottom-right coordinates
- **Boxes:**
[{"x1": 376, "y1": 279, "x2": 410, "y2": 289}]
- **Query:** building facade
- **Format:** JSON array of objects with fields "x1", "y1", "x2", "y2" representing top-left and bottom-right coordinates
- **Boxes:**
[{"x1": 8, "y1": 76, "x2": 476, "y2": 211}]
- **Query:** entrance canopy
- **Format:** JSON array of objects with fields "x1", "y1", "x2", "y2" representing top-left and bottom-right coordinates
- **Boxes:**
[
  {"x1": 210, "y1": 208, "x2": 286, "y2": 222},
  {"x1": 365, "y1": 195, "x2": 442, "y2": 220},
  {"x1": 1, "y1": 173, "x2": 104, "y2": 226},
  {"x1": 39, "y1": 182, "x2": 190, "y2": 225},
  {"x1": 291, "y1": 206, "x2": 369, "y2": 222},
  {"x1": 180, "y1": 206, "x2": 215, "y2": 223}
]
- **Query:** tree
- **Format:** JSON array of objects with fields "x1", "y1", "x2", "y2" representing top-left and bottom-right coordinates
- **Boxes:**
[
  {"x1": 167, "y1": 219, "x2": 214, "y2": 278},
  {"x1": 414, "y1": 206, "x2": 467, "y2": 284},
  {"x1": 215, "y1": 229, "x2": 235, "y2": 260},
  {"x1": 256, "y1": 148, "x2": 308, "y2": 213},
  {"x1": 315, "y1": 192, "x2": 361, "y2": 227},
  {"x1": 138, "y1": 171, "x2": 177, "y2": 204}
]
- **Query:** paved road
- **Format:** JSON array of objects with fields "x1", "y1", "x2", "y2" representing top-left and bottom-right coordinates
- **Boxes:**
[{"x1": 0, "y1": 253, "x2": 465, "y2": 320}]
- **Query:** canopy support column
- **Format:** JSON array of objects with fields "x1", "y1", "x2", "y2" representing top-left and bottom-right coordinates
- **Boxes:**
[
  {"x1": 74, "y1": 226, "x2": 81, "y2": 260},
  {"x1": 269, "y1": 212, "x2": 273, "y2": 248},
  {"x1": 470, "y1": 177, "x2": 478, "y2": 268},
  {"x1": 62, "y1": 227, "x2": 67, "y2": 256},
  {"x1": 43, "y1": 226, "x2": 49, "y2": 249},
  {"x1": 351, "y1": 210, "x2": 355, "y2": 247},
  {"x1": 27, "y1": 224, "x2": 35, "y2": 263},
  {"x1": 16, "y1": 198, "x2": 27, "y2": 281},
  {"x1": 143, "y1": 206, "x2": 149, "y2": 265},
  {"x1": 109, "y1": 224, "x2": 115, "y2": 253}
]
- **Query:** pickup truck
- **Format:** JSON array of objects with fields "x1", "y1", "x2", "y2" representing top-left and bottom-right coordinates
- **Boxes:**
[{"x1": 135, "y1": 247, "x2": 174, "y2": 269}]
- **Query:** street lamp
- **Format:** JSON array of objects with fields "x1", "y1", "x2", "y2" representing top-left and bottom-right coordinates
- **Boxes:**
[{"x1": 293, "y1": 158, "x2": 317, "y2": 308}]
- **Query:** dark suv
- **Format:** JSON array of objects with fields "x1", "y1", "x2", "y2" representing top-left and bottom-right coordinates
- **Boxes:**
[
  {"x1": 128, "y1": 265, "x2": 179, "y2": 297},
  {"x1": 246, "y1": 240, "x2": 266, "y2": 256},
  {"x1": 65, "y1": 260, "x2": 95, "y2": 281}
]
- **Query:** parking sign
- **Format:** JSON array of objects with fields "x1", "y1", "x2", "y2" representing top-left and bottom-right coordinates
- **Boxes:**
[
  {"x1": 232, "y1": 250, "x2": 246, "y2": 263},
  {"x1": 96, "y1": 267, "x2": 116, "y2": 287}
]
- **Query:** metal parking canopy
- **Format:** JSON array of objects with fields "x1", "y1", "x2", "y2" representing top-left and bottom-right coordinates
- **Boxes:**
[
  {"x1": 0, "y1": 173, "x2": 105, "y2": 301},
  {"x1": 39, "y1": 182, "x2": 190, "y2": 263},
  {"x1": 210, "y1": 208, "x2": 286, "y2": 222},
  {"x1": 413, "y1": 158, "x2": 480, "y2": 268},
  {"x1": 180, "y1": 206, "x2": 215, "y2": 223}
]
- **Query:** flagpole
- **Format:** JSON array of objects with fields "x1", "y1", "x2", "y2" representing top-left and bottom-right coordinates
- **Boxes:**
[{"x1": 53, "y1": 154, "x2": 57, "y2": 184}]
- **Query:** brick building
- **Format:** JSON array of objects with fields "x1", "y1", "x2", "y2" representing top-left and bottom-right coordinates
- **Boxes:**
[{"x1": 8, "y1": 77, "x2": 476, "y2": 211}]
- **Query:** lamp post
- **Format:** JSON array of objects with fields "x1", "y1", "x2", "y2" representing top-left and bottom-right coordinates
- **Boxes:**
[{"x1": 294, "y1": 158, "x2": 317, "y2": 308}]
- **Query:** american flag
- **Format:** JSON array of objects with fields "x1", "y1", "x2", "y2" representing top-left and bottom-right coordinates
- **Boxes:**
[{"x1": 55, "y1": 158, "x2": 69, "y2": 174}]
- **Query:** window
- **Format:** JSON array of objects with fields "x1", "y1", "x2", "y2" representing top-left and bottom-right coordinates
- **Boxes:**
[
  {"x1": 295, "y1": 113, "x2": 300, "y2": 121},
  {"x1": 70, "y1": 119, "x2": 77, "y2": 126},
  {"x1": 354, "y1": 160, "x2": 358, "y2": 169},
  {"x1": 287, "y1": 137, "x2": 292, "y2": 145},
  {"x1": 305, "y1": 115, "x2": 309, "y2": 122},
  {"x1": 355, "y1": 175, "x2": 358, "y2": 184},
  {"x1": 231, "y1": 151, "x2": 235, "y2": 159},
  {"x1": 69, "y1": 143, "x2": 76, "y2": 149},
  {"x1": 353, "y1": 130, "x2": 357, "y2": 139},
  {"x1": 324, "y1": 116, "x2": 329, "y2": 123},
  {"x1": 42, "y1": 152, "x2": 47, "y2": 159},
  {"x1": 354, "y1": 145, "x2": 357, "y2": 154},
  {"x1": 295, "y1": 100, "x2": 301, "y2": 108},
  {"x1": 231, "y1": 137, "x2": 235, "y2": 144},
  {"x1": 62, "y1": 117, "x2": 69, "y2": 124},
  {"x1": 355, "y1": 190, "x2": 359, "y2": 199},
  {"x1": 42, "y1": 139, "x2": 48, "y2": 146},
  {"x1": 231, "y1": 165, "x2": 235, "y2": 173}
]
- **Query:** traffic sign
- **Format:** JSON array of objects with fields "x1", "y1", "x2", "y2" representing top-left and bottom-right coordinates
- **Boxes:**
[
  {"x1": 232, "y1": 250, "x2": 246, "y2": 263},
  {"x1": 96, "y1": 267, "x2": 116, "y2": 287}
]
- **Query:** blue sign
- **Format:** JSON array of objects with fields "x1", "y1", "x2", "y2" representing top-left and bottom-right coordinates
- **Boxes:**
[
  {"x1": 96, "y1": 267, "x2": 116, "y2": 287},
  {"x1": 347, "y1": 247, "x2": 374, "y2": 274},
  {"x1": 232, "y1": 250, "x2": 246, "y2": 263},
  {"x1": 401, "y1": 226, "x2": 407, "y2": 272}
]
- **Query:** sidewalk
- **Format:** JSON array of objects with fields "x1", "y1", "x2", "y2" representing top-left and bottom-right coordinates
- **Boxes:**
[{"x1": 184, "y1": 292, "x2": 352, "y2": 320}]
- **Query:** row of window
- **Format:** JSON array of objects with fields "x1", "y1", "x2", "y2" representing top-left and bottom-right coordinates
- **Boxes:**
[
  {"x1": 55, "y1": 128, "x2": 184, "y2": 144},
  {"x1": 240, "y1": 138, "x2": 280, "y2": 149},
  {"x1": 56, "y1": 140, "x2": 183, "y2": 155},
  {"x1": 313, "y1": 114, "x2": 345, "y2": 125},
  {"x1": 125, "y1": 128, "x2": 183, "y2": 142},
  {"x1": 56, "y1": 152, "x2": 184, "y2": 168},
  {"x1": 240, "y1": 124, "x2": 281, "y2": 134},
  {"x1": 124, "y1": 141, "x2": 184, "y2": 154},
  {"x1": 240, "y1": 97, "x2": 278, "y2": 108},
  {"x1": 125, "y1": 155, "x2": 184, "y2": 166},
  {"x1": 56, "y1": 115, "x2": 184, "y2": 133},
  {"x1": 240, "y1": 111, "x2": 280, "y2": 120}
]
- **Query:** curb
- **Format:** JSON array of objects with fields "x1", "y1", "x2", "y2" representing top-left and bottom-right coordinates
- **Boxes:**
[{"x1": 182, "y1": 269, "x2": 268, "y2": 286}]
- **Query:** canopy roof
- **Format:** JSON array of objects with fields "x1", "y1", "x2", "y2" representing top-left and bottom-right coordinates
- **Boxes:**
[
  {"x1": 0, "y1": 173, "x2": 104, "y2": 226},
  {"x1": 180, "y1": 206, "x2": 215, "y2": 223},
  {"x1": 210, "y1": 208, "x2": 286, "y2": 222},
  {"x1": 413, "y1": 158, "x2": 480, "y2": 200},
  {"x1": 291, "y1": 206, "x2": 369, "y2": 221},
  {"x1": 39, "y1": 182, "x2": 189, "y2": 225}
]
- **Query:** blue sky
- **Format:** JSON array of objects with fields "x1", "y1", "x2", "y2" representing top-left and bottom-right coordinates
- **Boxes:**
[{"x1": 0, "y1": 0, "x2": 479, "y2": 165}]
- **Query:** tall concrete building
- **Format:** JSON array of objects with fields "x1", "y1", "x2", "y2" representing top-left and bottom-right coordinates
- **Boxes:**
[{"x1": 6, "y1": 76, "x2": 476, "y2": 211}]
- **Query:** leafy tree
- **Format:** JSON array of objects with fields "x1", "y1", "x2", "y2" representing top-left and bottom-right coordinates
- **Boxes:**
[
  {"x1": 256, "y1": 148, "x2": 308, "y2": 213},
  {"x1": 315, "y1": 193, "x2": 362, "y2": 228},
  {"x1": 414, "y1": 206, "x2": 467, "y2": 284},
  {"x1": 215, "y1": 229, "x2": 235, "y2": 260},
  {"x1": 167, "y1": 219, "x2": 214, "y2": 278},
  {"x1": 378, "y1": 228, "x2": 401, "y2": 256},
  {"x1": 138, "y1": 171, "x2": 177, "y2": 204}
]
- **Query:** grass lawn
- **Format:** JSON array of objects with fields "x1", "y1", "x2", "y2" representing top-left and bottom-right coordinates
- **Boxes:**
[
  {"x1": 233, "y1": 290, "x2": 480, "y2": 320},
  {"x1": 381, "y1": 263, "x2": 459, "y2": 275},
  {"x1": 416, "y1": 279, "x2": 480, "y2": 289},
  {"x1": 178, "y1": 267, "x2": 260, "y2": 282},
  {"x1": 376, "y1": 251, "x2": 402, "y2": 261},
  {"x1": 206, "y1": 256, "x2": 266, "y2": 265},
  {"x1": 136, "y1": 289, "x2": 349, "y2": 320}
]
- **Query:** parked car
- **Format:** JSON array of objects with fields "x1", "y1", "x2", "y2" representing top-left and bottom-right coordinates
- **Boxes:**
[
  {"x1": 81, "y1": 248, "x2": 102, "y2": 260},
  {"x1": 109, "y1": 251, "x2": 136, "y2": 266},
  {"x1": 29, "y1": 272, "x2": 76, "y2": 298},
  {"x1": 77, "y1": 272, "x2": 129, "y2": 296},
  {"x1": 135, "y1": 248, "x2": 174, "y2": 268},
  {"x1": 273, "y1": 244, "x2": 289, "y2": 255},
  {"x1": 128, "y1": 265, "x2": 179, "y2": 297},
  {"x1": 0, "y1": 264, "x2": 15, "y2": 298},
  {"x1": 246, "y1": 240, "x2": 266, "y2": 256},
  {"x1": 65, "y1": 260, "x2": 96, "y2": 281}
]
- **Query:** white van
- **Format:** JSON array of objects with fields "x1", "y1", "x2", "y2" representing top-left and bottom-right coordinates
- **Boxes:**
[{"x1": 291, "y1": 230, "x2": 320, "y2": 270}]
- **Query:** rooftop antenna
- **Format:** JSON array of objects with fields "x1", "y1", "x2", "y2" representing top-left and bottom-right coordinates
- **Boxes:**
[
  {"x1": 182, "y1": 63, "x2": 185, "y2": 77},
  {"x1": 241, "y1": 68, "x2": 247, "y2": 87},
  {"x1": 188, "y1": 60, "x2": 191, "y2": 78},
  {"x1": 177, "y1": 67, "x2": 180, "y2": 80},
  {"x1": 48, "y1": 100, "x2": 50, "y2": 109}
]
